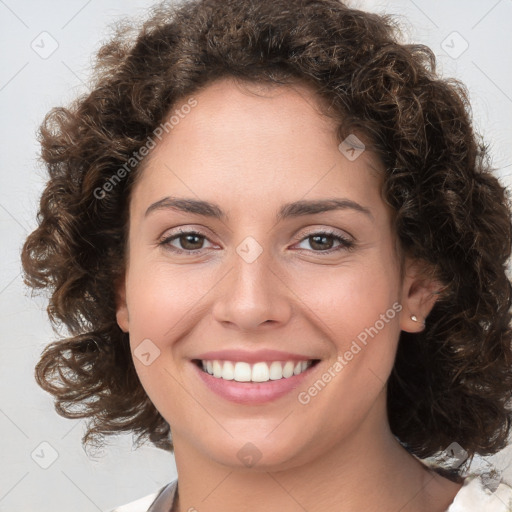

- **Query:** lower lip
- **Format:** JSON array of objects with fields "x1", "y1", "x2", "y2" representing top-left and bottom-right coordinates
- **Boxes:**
[{"x1": 192, "y1": 361, "x2": 319, "y2": 404}]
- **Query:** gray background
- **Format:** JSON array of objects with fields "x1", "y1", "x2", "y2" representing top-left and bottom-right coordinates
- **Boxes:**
[{"x1": 1, "y1": 0, "x2": 511, "y2": 510}]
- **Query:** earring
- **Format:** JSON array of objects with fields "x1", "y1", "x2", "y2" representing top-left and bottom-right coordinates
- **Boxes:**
[{"x1": 411, "y1": 315, "x2": 425, "y2": 326}]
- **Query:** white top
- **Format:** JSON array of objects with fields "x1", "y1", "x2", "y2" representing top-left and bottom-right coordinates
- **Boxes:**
[
  {"x1": 448, "y1": 475, "x2": 512, "y2": 512},
  {"x1": 108, "y1": 474, "x2": 512, "y2": 512}
]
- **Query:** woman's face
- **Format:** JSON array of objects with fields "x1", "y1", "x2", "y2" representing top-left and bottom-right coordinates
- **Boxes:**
[{"x1": 116, "y1": 78, "x2": 428, "y2": 470}]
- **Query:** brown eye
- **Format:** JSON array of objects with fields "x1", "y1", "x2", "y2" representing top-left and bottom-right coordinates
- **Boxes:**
[
  {"x1": 309, "y1": 234, "x2": 335, "y2": 251},
  {"x1": 159, "y1": 230, "x2": 214, "y2": 253},
  {"x1": 177, "y1": 233, "x2": 205, "y2": 250},
  {"x1": 296, "y1": 231, "x2": 354, "y2": 253}
]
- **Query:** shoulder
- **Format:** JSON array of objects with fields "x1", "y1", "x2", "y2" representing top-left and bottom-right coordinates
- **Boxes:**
[
  {"x1": 107, "y1": 492, "x2": 160, "y2": 512},
  {"x1": 447, "y1": 474, "x2": 512, "y2": 512},
  {"x1": 107, "y1": 479, "x2": 178, "y2": 512},
  {"x1": 105, "y1": 474, "x2": 512, "y2": 512}
]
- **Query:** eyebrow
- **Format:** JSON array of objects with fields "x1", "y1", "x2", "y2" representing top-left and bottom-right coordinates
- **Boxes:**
[{"x1": 145, "y1": 196, "x2": 373, "y2": 221}]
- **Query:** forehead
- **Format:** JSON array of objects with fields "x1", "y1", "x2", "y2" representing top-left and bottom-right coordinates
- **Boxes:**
[
  {"x1": 170, "y1": 78, "x2": 338, "y2": 151},
  {"x1": 130, "y1": 77, "x2": 385, "y2": 219}
]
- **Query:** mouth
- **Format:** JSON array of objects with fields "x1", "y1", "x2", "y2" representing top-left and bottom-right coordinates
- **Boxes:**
[{"x1": 192, "y1": 358, "x2": 321, "y2": 383}]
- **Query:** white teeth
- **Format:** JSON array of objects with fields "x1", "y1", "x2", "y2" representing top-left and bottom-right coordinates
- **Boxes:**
[
  {"x1": 222, "y1": 361, "x2": 235, "y2": 380},
  {"x1": 213, "y1": 360, "x2": 223, "y2": 378},
  {"x1": 199, "y1": 359, "x2": 315, "y2": 382},
  {"x1": 233, "y1": 362, "x2": 251, "y2": 382},
  {"x1": 269, "y1": 361, "x2": 283, "y2": 380},
  {"x1": 282, "y1": 361, "x2": 295, "y2": 378},
  {"x1": 251, "y1": 362, "x2": 270, "y2": 382}
]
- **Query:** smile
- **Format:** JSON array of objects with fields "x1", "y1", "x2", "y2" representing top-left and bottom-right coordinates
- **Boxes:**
[{"x1": 195, "y1": 359, "x2": 318, "y2": 383}]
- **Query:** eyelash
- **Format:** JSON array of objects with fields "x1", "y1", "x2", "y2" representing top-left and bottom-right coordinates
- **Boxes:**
[{"x1": 158, "y1": 228, "x2": 355, "y2": 255}]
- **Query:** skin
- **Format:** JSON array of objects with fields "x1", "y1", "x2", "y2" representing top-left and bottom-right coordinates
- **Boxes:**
[{"x1": 116, "y1": 77, "x2": 463, "y2": 512}]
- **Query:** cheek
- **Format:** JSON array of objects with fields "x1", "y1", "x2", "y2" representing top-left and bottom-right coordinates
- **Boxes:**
[
  {"x1": 125, "y1": 258, "x2": 214, "y2": 339},
  {"x1": 287, "y1": 250, "x2": 402, "y2": 403},
  {"x1": 290, "y1": 263, "x2": 402, "y2": 422},
  {"x1": 289, "y1": 258, "x2": 401, "y2": 343},
  {"x1": 123, "y1": 259, "x2": 211, "y2": 415}
]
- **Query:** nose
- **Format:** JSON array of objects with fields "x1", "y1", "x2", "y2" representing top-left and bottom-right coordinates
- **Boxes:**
[{"x1": 211, "y1": 245, "x2": 293, "y2": 332}]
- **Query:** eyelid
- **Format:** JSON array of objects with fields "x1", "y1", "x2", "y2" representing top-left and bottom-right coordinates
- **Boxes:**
[
  {"x1": 158, "y1": 225, "x2": 353, "y2": 243},
  {"x1": 159, "y1": 224, "x2": 215, "y2": 240},
  {"x1": 293, "y1": 225, "x2": 354, "y2": 242},
  {"x1": 159, "y1": 227, "x2": 218, "y2": 249}
]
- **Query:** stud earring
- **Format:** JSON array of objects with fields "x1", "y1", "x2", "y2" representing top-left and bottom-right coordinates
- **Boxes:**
[{"x1": 411, "y1": 315, "x2": 425, "y2": 327}]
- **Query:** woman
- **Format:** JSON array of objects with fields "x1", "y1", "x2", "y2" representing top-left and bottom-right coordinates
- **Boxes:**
[{"x1": 21, "y1": 0, "x2": 512, "y2": 510}]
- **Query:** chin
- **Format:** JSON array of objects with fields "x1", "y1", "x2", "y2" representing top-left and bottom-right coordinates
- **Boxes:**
[{"x1": 194, "y1": 431, "x2": 318, "y2": 472}]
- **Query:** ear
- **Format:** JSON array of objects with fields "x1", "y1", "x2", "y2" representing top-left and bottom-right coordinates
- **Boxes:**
[
  {"x1": 115, "y1": 277, "x2": 130, "y2": 333},
  {"x1": 400, "y1": 258, "x2": 444, "y2": 333}
]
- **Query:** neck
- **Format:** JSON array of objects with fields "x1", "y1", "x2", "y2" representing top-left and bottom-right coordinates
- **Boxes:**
[{"x1": 170, "y1": 391, "x2": 461, "y2": 512}]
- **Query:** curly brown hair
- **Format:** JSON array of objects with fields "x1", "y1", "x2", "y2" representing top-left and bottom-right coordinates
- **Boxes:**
[{"x1": 21, "y1": 0, "x2": 512, "y2": 468}]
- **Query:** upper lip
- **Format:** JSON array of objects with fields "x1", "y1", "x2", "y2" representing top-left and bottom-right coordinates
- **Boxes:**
[{"x1": 193, "y1": 349, "x2": 320, "y2": 364}]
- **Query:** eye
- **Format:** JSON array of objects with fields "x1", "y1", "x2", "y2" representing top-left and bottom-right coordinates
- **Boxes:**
[
  {"x1": 159, "y1": 229, "x2": 215, "y2": 253},
  {"x1": 294, "y1": 230, "x2": 354, "y2": 253},
  {"x1": 158, "y1": 228, "x2": 355, "y2": 255}
]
